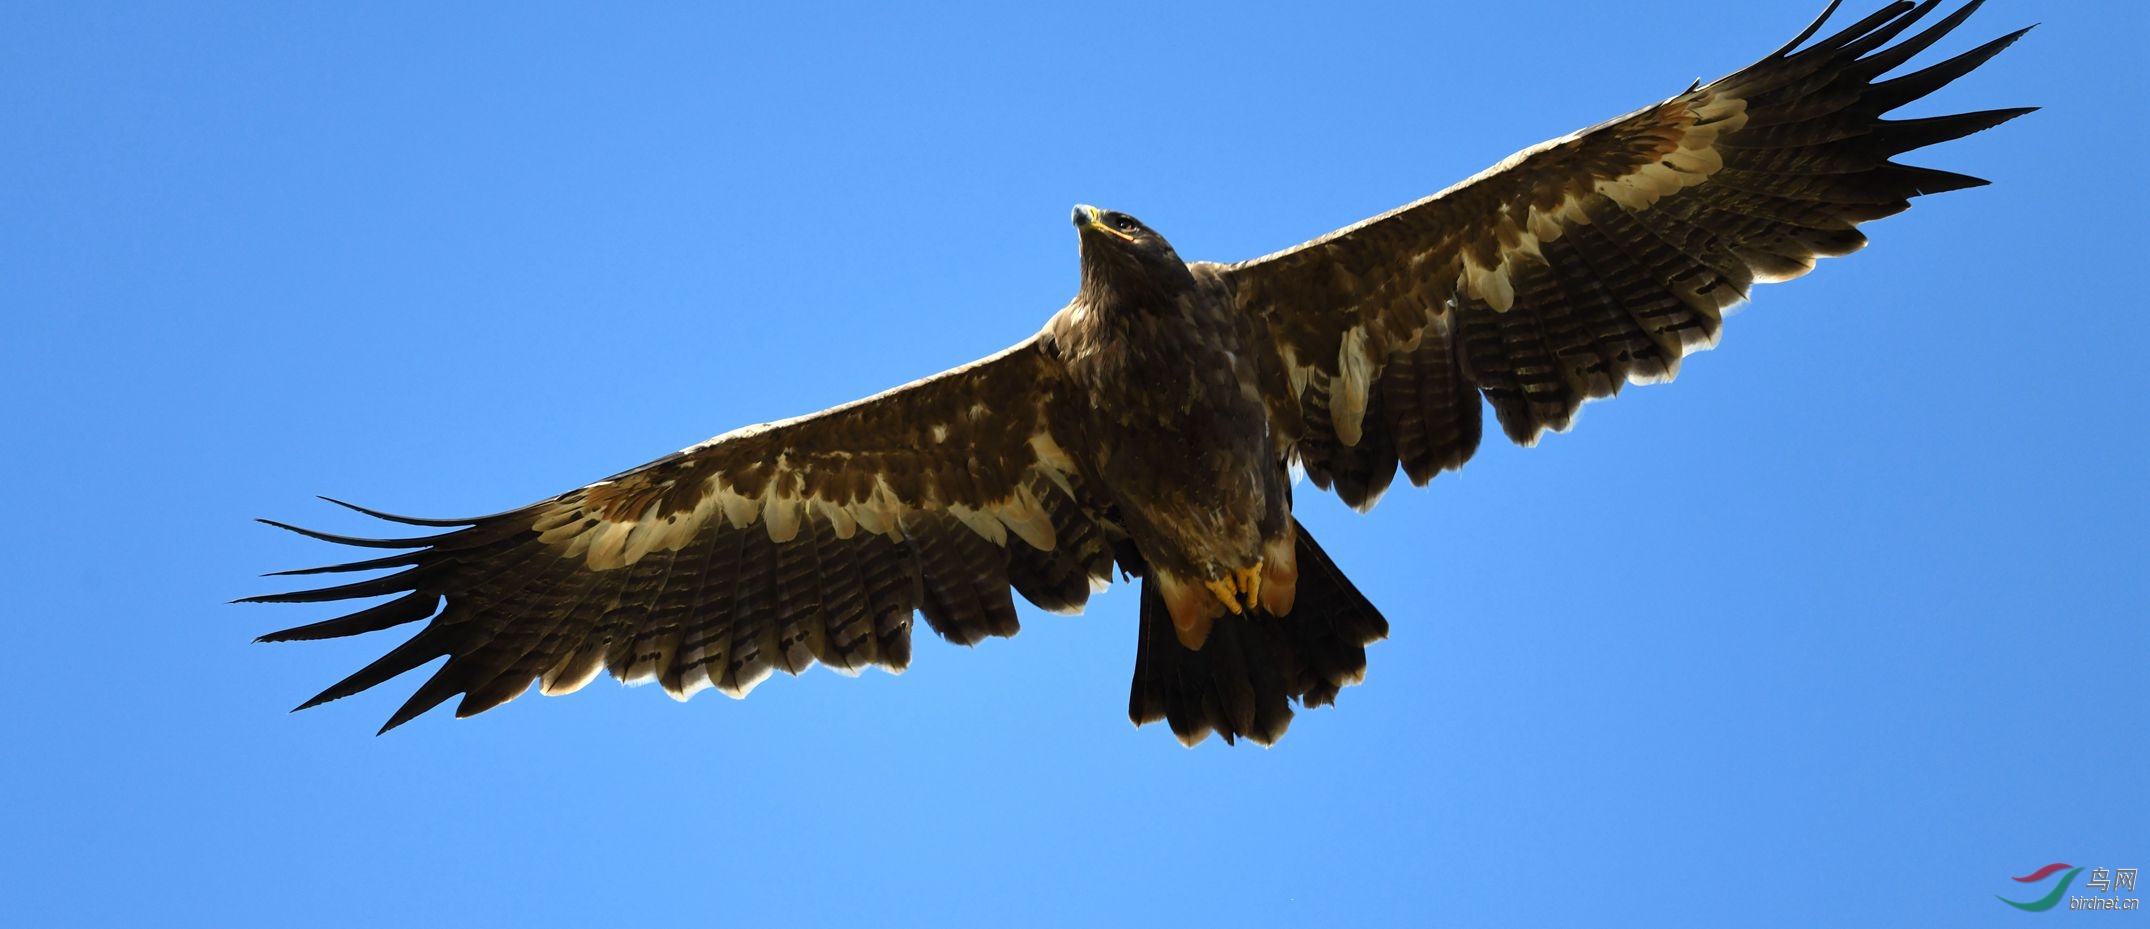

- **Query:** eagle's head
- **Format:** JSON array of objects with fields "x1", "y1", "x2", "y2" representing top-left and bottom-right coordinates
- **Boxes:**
[{"x1": 1072, "y1": 204, "x2": 1193, "y2": 304}]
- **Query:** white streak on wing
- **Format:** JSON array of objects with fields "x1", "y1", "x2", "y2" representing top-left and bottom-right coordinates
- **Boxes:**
[
  {"x1": 584, "y1": 519, "x2": 635, "y2": 570},
  {"x1": 1638, "y1": 161, "x2": 1684, "y2": 194},
  {"x1": 1681, "y1": 121, "x2": 1721, "y2": 150},
  {"x1": 531, "y1": 503, "x2": 582, "y2": 533},
  {"x1": 1662, "y1": 145, "x2": 1722, "y2": 176},
  {"x1": 849, "y1": 496, "x2": 890, "y2": 537},
  {"x1": 1595, "y1": 174, "x2": 1656, "y2": 210},
  {"x1": 1333, "y1": 327, "x2": 1373, "y2": 447},
  {"x1": 812, "y1": 497, "x2": 857, "y2": 540},
  {"x1": 537, "y1": 505, "x2": 587, "y2": 545},
  {"x1": 865, "y1": 477, "x2": 906, "y2": 540},
  {"x1": 620, "y1": 504, "x2": 675, "y2": 566},
  {"x1": 1526, "y1": 195, "x2": 1595, "y2": 246},
  {"x1": 1526, "y1": 203, "x2": 1565, "y2": 241},
  {"x1": 675, "y1": 486, "x2": 721, "y2": 544},
  {"x1": 762, "y1": 489, "x2": 802, "y2": 543},
  {"x1": 995, "y1": 481, "x2": 1057, "y2": 551},
  {"x1": 717, "y1": 482, "x2": 760, "y2": 529},
  {"x1": 1027, "y1": 431, "x2": 1079, "y2": 500},
  {"x1": 560, "y1": 528, "x2": 594, "y2": 560},
  {"x1": 1465, "y1": 253, "x2": 1516, "y2": 312},
  {"x1": 1281, "y1": 345, "x2": 1311, "y2": 404},
  {"x1": 1690, "y1": 92, "x2": 1749, "y2": 131},
  {"x1": 947, "y1": 504, "x2": 1007, "y2": 547}
]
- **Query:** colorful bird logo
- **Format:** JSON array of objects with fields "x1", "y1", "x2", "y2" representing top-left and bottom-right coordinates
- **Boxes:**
[{"x1": 1999, "y1": 863, "x2": 2082, "y2": 912}]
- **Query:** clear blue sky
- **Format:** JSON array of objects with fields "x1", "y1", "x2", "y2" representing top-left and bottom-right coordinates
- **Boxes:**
[{"x1": 5, "y1": 2, "x2": 2142, "y2": 926}]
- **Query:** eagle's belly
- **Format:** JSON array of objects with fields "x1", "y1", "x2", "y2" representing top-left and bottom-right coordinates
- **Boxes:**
[
  {"x1": 1085, "y1": 340, "x2": 1287, "y2": 580},
  {"x1": 1086, "y1": 363, "x2": 1299, "y2": 646},
  {"x1": 1107, "y1": 426, "x2": 1275, "y2": 572}
]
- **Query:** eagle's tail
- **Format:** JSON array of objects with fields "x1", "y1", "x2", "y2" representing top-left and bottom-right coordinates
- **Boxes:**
[{"x1": 1127, "y1": 519, "x2": 1389, "y2": 746}]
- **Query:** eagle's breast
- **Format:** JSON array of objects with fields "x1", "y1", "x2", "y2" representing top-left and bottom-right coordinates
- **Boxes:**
[{"x1": 1051, "y1": 267, "x2": 1285, "y2": 578}]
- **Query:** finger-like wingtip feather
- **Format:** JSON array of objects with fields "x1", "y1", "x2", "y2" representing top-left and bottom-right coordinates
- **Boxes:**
[
  {"x1": 292, "y1": 629, "x2": 445, "y2": 713},
  {"x1": 232, "y1": 568, "x2": 427, "y2": 604},
  {"x1": 256, "y1": 517, "x2": 435, "y2": 550},
  {"x1": 254, "y1": 592, "x2": 439, "y2": 643},
  {"x1": 1854, "y1": 1, "x2": 1984, "y2": 78},
  {"x1": 1886, "y1": 163, "x2": 1994, "y2": 196},
  {"x1": 318, "y1": 495, "x2": 484, "y2": 527},
  {"x1": 377, "y1": 674, "x2": 461, "y2": 735},
  {"x1": 1770, "y1": 0, "x2": 1854, "y2": 58},
  {"x1": 1789, "y1": 1, "x2": 1920, "y2": 60},
  {"x1": 1868, "y1": 25, "x2": 2035, "y2": 112},
  {"x1": 1834, "y1": 0, "x2": 1942, "y2": 61},
  {"x1": 261, "y1": 550, "x2": 429, "y2": 577},
  {"x1": 1874, "y1": 106, "x2": 2038, "y2": 156}
]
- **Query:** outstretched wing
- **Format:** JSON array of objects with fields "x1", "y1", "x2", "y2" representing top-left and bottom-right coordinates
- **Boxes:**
[
  {"x1": 1225, "y1": 0, "x2": 2030, "y2": 508},
  {"x1": 247, "y1": 336, "x2": 1118, "y2": 733}
]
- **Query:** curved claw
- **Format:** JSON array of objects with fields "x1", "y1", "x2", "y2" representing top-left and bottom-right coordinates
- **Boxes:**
[{"x1": 1202, "y1": 564, "x2": 1265, "y2": 615}]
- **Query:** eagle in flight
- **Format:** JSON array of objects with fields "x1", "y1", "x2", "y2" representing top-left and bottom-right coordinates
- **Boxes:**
[{"x1": 251, "y1": 1, "x2": 2028, "y2": 745}]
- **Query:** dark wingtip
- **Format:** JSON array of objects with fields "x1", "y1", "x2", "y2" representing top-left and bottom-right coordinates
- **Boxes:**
[
  {"x1": 1864, "y1": 0, "x2": 1981, "y2": 68},
  {"x1": 252, "y1": 592, "x2": 440, "y2": 645},
  {"x1": 1770, "y1": 0, "x2": 1852, "y2": 58},
  {"x1": 229, "y1": 568, "x2": 426, "y2": 604},
  {"x1": 319, "y1": 496, "x2": 480, "y2": 527},
  {"x1": 378, "y1": 691, "x2": 444, "y2": 735},
  {"x1": 1874, "y1": 106, "x2": 2039, "y2": 156},
  {"x1": 257, "y1": 517, "x2": 436, "y2": 550},
  {"x1": 260, "y1": 549, "x2": 427, "y2": 578},
  {"x1": 1892, "y1": 163, "x2": 1992, "y2": 196}
]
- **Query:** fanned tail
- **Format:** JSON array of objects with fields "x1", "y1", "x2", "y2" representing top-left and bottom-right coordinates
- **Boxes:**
[{"x1": 1128, "y1": 519, "x2": 1389, "y2": 746}]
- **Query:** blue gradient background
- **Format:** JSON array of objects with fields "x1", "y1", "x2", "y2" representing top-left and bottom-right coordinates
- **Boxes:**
[{"x1": 5, "y1": 2, "x2": 2142, "y2": 926}]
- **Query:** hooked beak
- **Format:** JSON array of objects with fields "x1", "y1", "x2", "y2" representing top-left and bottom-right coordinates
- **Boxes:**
[{"x1": 1072, "y1": 204, "x2": 1133, "y2": 242}]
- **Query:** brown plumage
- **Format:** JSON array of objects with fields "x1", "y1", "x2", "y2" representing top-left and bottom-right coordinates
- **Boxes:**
[{"x1": 249, "y1": 1, "x2": 2029, "y2": 746}]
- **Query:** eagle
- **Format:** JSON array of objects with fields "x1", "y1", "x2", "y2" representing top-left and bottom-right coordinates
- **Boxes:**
[{"x1": 250, "y1": 1, "x2": 2028, "y2": 746}]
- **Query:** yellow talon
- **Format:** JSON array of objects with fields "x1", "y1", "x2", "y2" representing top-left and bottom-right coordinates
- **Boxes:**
[
  {"x1": 1202, "y1": 562, "x2": 1268, "y2": 615},
  {"x1": 1237, "y1": 565, "x2": 1262, "y2": 611},
  {"x1": 1203, "y1": 577, "x2": 1246, "y2": 615}
]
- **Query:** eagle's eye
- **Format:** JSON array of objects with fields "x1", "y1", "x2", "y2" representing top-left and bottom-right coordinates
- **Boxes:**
[{"x1": 1112, "y1": 215, "x2": 1139, "y2": 233}]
